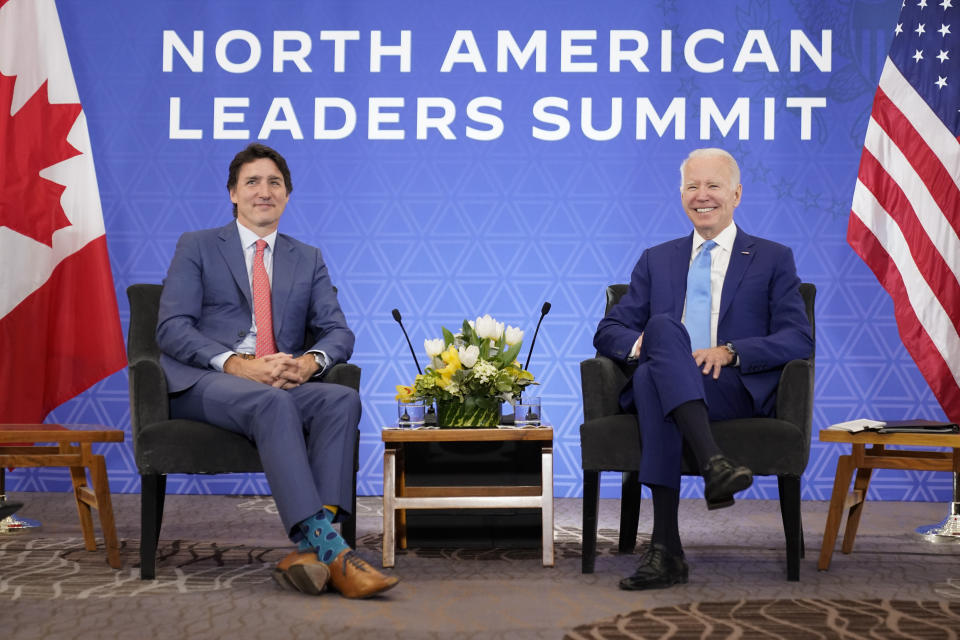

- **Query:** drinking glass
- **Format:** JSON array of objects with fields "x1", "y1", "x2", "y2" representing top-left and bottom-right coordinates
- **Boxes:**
[
  {"x1": 514, "y1": 397, "x2": 541, "y2": 427},
  {"x1": 398, "y1": 400, "x2": 426, "y2": 428}
]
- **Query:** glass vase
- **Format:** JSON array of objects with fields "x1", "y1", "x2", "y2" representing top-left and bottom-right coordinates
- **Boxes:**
[{"x1": 436, "y1": 396, "x2": 501, "y2": 428}]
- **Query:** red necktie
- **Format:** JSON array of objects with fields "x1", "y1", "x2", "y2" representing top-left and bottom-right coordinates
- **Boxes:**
[{"x1": 253, "y1": 239, "x2": 277, "y2": 357}]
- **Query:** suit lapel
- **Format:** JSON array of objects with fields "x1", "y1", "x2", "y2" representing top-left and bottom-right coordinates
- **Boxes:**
[
  {"x1": 217, "y1": 223, "x2": 253, "y2": 309},
  {"x1": 270, "y1": 234, "x2": 300, "y2": 340},
  {"x1": 719, "y1": 226, "x2": 756, "y2": 324},
  {"x1": 671, "y1": 234, "x2": 693, "y2": 318}
]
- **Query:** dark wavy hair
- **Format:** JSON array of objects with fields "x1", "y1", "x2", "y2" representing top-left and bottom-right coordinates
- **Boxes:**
[{"x1": 226, "y1": 143, "x2": 293, "y2": 216}]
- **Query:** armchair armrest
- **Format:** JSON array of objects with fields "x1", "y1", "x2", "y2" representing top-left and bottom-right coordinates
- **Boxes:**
[
  {"x1": 774, "y1": 358, "x2": 814, "y2": 450},
  {"x1": 128, "y1": 358, "x2": 171, "y2": 437},
  {"x1": 580, "y1": 356, "x2": 628, "y2": 422},
  {"x1": 322, "y1": 362, "x2": 362, "y2": 392}
]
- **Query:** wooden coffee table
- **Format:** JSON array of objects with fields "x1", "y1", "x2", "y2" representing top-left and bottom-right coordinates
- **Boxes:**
[
  {"x1": 0, "y1": 424, "x2": 125, "y2": 569},
  {"x1": 817, "y1": 429, "x2": 960, "y2": 571},
  {"x1": 381, "y1": 426, "x2": 554, "y2": 568}
]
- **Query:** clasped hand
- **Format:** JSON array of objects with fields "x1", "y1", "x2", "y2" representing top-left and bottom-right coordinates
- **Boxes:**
[
  {"x1": 632, "y1": 334, "x2": 734, "y2": 380},
  {"x1": 692, "y1": 346, "x2": 734, "y2": 379},
  {"x1": 224, "y1": 352, "x2": 319, "y2": 389}
]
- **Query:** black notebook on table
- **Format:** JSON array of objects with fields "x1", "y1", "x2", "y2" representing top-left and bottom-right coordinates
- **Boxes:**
[
  {"x1": 876, "y1": 420, "x2": 959, "y2": 434},
  {"x1": 828, "y1": 418, "x2": 959, "y2": 434}
]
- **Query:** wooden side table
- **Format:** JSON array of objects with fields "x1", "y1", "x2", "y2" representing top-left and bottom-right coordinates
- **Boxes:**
[
  {"x1": 817, "y1": 429, "x2": 960, "y2": 571},
  {"x1": 0, "y1": 424, "x2": 125, "y2": 569},
  {"x1": 381, "y1": 426, "x2": 554, "y2": 568}
]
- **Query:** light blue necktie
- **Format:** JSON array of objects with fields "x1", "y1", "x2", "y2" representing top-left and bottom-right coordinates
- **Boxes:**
[{"x1": 684, "y1": 240, "x2": 717, "y2": 351}]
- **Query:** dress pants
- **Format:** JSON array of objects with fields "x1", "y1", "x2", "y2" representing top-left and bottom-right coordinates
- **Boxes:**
[
  {"x1": 169, "y1": 372, "x2": 361, "y2": 537},
  {"x1": 623, "y1": 314, "x2": 756, "y2": 490}
]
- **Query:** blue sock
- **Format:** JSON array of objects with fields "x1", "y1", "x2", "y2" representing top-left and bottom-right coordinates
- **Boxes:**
[{"x1": 296, "y1": 508, "x2": 350, "y2": 563}]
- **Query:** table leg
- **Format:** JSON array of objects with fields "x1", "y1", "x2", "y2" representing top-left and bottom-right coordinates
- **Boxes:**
[
  {"x1": 383, "y1": 446, "x2": 396, "y2": 568},
  {"x1": 398, "y1": 445, "x2": 407, "y2": 550},
  {"x1": 88, "y1": 451, "x2": 122, "y2": 569},
  {"x1": 841, "y1": 464, "x2": 874, "y2": 554},
  {"x1": 818, "y1": 453, "x2": 856, "y2": 571},
  {"x1": 541, "y1": 446, "x2": 554, "y2": 567},
  {"x1": 66, "y1": 444, "x2": 97, "y2": 552}
]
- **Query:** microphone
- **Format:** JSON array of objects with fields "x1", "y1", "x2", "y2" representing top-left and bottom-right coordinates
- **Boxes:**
[
  {"x1": 523, "y1": 301, "x2": 551, "y2": 371},
  {"x1": 391, "y1": 308, "x2": 422, "y2": 375}
]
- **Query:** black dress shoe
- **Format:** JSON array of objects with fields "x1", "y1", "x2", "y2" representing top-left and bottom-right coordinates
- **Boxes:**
[
  {"x1": 618, "y1": 544, "x2": 689, "y2": 591},
  {"x1": 703, "y1": 454, "x2": 752, "y2": 510}
]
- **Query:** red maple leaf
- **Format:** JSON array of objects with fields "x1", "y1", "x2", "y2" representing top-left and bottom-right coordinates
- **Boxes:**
[{"x1": 0, "y1": 71, "x2": 82, "y2": 247}]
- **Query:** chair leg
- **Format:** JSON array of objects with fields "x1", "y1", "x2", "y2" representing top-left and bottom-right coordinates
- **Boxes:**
[
  {"x1": 778, "y1": 474, "x2": 802, "y2": 582},
  {"x1": 581, "y1": 470, "x2": 600, "y2": 574},
  {"x1": 140, "y1": 473, "x2": 165, "y2": 580},
  {"x1": 342, "y1": 430, "x2": 360, "y2": 548},
  {"x1": 156, "y1": 474, "x2": 166, "y2": 541},
  {"x1": 619, "y1": 471, "x2": 642, "y2": 553}
]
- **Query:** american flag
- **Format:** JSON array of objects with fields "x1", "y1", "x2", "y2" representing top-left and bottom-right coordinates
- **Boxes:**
[{"x1": 848, "y1": 0, "x2": 960, "y2": 422}]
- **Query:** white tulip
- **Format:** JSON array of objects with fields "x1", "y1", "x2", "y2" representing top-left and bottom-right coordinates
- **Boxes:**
[
  {"x1": 424, "y1": 338, "x2": 444, "y2": 357},
  {"x1": 474, "y1": 314, "x2": 499, "y2": 339},
  {"x1": 504, "y1": 325, "x2": 524, "y2": 345},
  {"x1": 458, "y1": 345, "x2": 480, "y2": 368},
  {"x1": 495, "y1": 321, "x2": 505, "y2": 339}
]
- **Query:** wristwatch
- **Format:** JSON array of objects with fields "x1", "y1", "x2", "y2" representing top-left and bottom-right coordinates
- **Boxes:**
[
  {"x1": 311, "y1": 351, "x2": 326, "y2": 374},
  {"x1": 723, "y1": 342, "x2": 739, "y2": 366}
]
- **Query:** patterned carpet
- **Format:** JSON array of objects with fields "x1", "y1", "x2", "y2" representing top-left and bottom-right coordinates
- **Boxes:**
[
  {"x1": 2, "y1": 494, "x2": 960, "y2": 639},
  {"x1": 7, "y1": 530, "x2": 960, "y2": 639},
  {"x1": 0, "y1": 526, "x2": 592, "y2": 600},
  {"x1": 566, "y1": 598, "x2": 960, "y2": 639}
]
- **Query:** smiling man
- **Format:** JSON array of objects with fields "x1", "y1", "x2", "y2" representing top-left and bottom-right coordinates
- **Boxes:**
[
  {"x1": 156, "y1": 143, "x2": 399, "y2": 599},
  {"x1": 593, "y1": 148, "x2": 812, "y2": 590}
]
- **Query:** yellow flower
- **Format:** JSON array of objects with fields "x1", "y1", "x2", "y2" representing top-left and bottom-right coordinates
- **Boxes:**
[
  {"x1": 440, "y1": 345, "x2": 461, "y2": 368},
  {"x1": 395, "y1": 385, "x2": 415, "y2": 402},
  {"x1": 437, "y1": 345, "x2": 461, "y2": 385}
]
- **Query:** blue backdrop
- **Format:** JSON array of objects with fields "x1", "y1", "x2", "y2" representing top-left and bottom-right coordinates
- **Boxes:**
[{"x1": 12, "y1": 0, "x2": 954, "y2": 504}]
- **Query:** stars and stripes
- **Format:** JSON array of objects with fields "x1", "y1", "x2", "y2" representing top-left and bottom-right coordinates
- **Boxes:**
[{"x1": 848, "y1": 0, "x2": 960, "y2": 421}]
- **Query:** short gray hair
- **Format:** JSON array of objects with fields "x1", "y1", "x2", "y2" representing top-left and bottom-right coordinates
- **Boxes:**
[{"x1": 679, "y1": 148, "x2": 741, "y2": 190}]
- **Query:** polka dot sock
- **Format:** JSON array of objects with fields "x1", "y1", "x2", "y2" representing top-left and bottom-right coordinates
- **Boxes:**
[{"x1": 296, "y1": 507, "x2": 350, "y2": 563}]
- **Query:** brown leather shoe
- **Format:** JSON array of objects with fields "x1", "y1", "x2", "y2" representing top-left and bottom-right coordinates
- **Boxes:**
[
  {"x1": 327, "y1": 549, "x2": 399, "y2": 599},
  {"x1": 273, "y1": 550, "x2": 330, "y2": 595}
]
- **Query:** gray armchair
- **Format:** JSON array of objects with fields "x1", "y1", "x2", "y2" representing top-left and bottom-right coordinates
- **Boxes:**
[
  {"x1": 126, "y1": 283, "x2": 361, "y2": 579},
  {"x1": 579, "y1": 282, "x2": 815, "y2": 581}
]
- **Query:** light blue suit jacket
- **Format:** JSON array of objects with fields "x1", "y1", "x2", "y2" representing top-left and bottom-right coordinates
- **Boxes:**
[
  {"x1": 593, "y1": 226, "x2": 813, "y2": 415},
  {"x1": 157, "y1": 222, "x2": 354, "y2": 393}
]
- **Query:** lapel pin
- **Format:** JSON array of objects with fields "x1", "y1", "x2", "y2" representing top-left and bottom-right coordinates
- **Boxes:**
[{"x1": 740, "y1": 251, "x2": 750, "y2": 255}]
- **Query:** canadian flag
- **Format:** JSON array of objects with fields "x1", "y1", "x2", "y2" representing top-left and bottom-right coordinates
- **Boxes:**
[{"x1": 0, "y1": 0, "x2": 125, "y2": 422}]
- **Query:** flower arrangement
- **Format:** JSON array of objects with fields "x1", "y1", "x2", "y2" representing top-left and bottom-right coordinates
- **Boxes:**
[{"x1": 395, "y1": 314, "x2": 537, "y2": 427}]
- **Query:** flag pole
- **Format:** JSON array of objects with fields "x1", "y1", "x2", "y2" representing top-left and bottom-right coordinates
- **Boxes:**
[
  {"x1": 915, "y1": 472, "x2": 960, "y2": 543},
  {"x1": 0, "y1": 468, "x2": 41, "y2": 534}
]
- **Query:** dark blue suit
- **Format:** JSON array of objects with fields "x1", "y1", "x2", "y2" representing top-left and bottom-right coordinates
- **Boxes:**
[
  {"x1": 156, "y1": 222, "x2": 360, "y2": 536},
  {"x1": 593, "y1": 226, "x2": 812, "y2": 489}
]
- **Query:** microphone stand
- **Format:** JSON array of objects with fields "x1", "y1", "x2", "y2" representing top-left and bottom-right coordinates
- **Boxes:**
[
  {"x1": 391, "y1": 309, "x2": 435, "y2": 424},
  {"x1": 524, "y1": 301, "x2": 551, "y2": 371},
  {"x1": 391, "y1": 308, "x2": 422, "y2": 375},
  {"x1": 507, "y1": 302, "x2": 551, "y2": 425}
]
